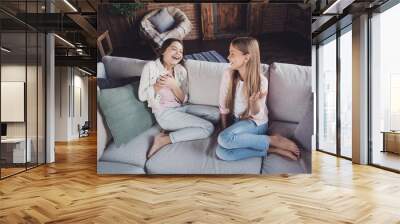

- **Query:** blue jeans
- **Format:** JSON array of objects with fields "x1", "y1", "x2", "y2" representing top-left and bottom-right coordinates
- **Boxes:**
[
  {"x1": 154, "y1": 105, "x2": 219, "y2": 143},
  {"x1": 216, "y1": 119, "x2": 269, "y2": 161}
]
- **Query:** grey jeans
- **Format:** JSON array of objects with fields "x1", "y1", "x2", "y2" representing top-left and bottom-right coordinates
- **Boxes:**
[{"x1": 154, "y1": 105, "x2": 220, "y2": 143}]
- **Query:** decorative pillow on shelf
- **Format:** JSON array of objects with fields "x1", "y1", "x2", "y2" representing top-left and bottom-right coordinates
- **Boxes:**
[
  {"x1": 149, "y1": 8, "x2": 175, "y2": 33},
  {"x1": 98, "y1": 82, "x2": 155, "y2": 146}
]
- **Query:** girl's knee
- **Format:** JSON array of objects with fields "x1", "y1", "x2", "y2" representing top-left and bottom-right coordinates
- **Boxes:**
[
  {"x1": 206, "y1": 122, "x2": 214, "y2": 135},
  {"x1": 217, "y1": 130, "x2": 233, "y2": 149},
  {"x1": 201, "y1": 121, "x2": 214, "y2": 138},
  {"x1": 215, "y1": 147, "x2": 236, "y2": 161}
]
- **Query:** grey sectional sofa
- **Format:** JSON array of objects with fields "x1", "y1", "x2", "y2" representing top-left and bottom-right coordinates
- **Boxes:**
[{"x1": 97, "y1": 56, "x2": 313, "y2": 174}]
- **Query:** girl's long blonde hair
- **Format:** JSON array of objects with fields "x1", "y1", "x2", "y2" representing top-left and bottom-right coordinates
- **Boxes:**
[{"x1": 225, "y1": 37, "x2": 261, "y2": 118}]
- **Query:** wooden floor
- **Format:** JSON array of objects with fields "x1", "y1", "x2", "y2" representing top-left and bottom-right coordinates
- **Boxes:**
[
  {"x1": 1, "y1": 134, "x2": 400, "y2": 223},
  {"x1": 1, "y1": 167, "x2": 26, "y2": 178},
  {"x1": 372, "y1": 150, "x2": 400, "y2": 171}
]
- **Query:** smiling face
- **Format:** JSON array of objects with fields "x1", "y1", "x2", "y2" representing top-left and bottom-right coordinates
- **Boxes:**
[
  {"x1": 162, "y1": 41, "x2": 184, "y2": 66},
  {"x1": 227, "y1": 44, "x2": 250, "y2": 71}
]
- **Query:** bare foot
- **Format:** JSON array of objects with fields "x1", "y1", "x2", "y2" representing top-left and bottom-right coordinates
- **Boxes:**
[
  {"x1": 160, "y1": 129, "x2": 169, "y2": 135},
  {"x1": 268, "y1": 147, "x2": 298, "y2": 160},
  {"x1": 269, "y1": 135, "x2": 300, "y2": 156},
  {"x1": 147, "y1": 134, "x2": 171, "y2": 159}
]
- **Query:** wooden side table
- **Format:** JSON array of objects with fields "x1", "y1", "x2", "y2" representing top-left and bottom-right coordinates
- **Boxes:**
[{"x1": 381, "y1": 131, "x2": 400, "y2": 154}]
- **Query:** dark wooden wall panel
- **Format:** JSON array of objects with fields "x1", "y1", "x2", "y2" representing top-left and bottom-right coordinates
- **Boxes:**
[
  {"x1": 286, "y1": 6, "x2": 311, "y2": 40},
  {"x1": 88, "y1": 77, "x2": 97, "y2": 132},
  {"x1": 98, "y1": 3, "x2": 311, "y2": 63},
  {"x1": 262, "y1": 4, "x2": 288, "y2": 33}
]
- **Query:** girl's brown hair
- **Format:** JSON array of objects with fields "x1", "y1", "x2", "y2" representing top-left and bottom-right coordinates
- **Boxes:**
[{"x1": 225, "y1": 37, "x2": 261, "y2": 118}]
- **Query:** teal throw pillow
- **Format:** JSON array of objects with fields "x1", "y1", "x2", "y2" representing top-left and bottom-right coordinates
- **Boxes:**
[{"x1": 98, "y1": 82, "x2": 154, "y2": 146}]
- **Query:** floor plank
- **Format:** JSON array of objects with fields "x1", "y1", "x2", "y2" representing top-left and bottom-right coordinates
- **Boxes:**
[{"x1": 0, "y1": 134, "x2": 400, "y2": 223}]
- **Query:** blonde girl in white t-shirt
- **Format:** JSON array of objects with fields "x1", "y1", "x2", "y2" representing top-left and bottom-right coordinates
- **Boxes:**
[{"x1": 217, "y1": 37, "x2": 300, "y2": 161}]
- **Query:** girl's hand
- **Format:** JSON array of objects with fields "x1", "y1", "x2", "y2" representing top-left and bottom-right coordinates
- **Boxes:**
[
  {"x1": 158, "y1": 74, "x2": 178, "y2": 89},
  {"x1": 153, "y1": 82, "x2": 163, "y2": 93},
  {"x1": 249, "y1": 91, "x2": 267, "y2": 103},
  {"x1": 240, "y1": 114, "x2": 253, "y2": 120},
  {"x1": 249, "y1": 91, "x2": 267, "y2": 115},
  {"x1": 154, "y1": 73, "x2": 172, "y2": 92}
]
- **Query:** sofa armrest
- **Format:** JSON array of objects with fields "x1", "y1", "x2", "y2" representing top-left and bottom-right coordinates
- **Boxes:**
[
  {"x1": 97, "y1": 62, "x2": 106, "y2": 78},
  {"x1": 102, "y1": 56, "x2": 148, "y2": 79},
  {"x1": 293, "y1": 95, "x2": 313, "y2": 151}
]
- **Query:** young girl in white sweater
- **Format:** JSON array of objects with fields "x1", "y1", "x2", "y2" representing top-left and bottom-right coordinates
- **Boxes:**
[{"x1": 139, "y1": 38, "x2": 218, "y2": 159}]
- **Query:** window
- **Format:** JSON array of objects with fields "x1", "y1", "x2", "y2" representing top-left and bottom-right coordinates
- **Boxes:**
[
  {"x1": 317, "y1": 36, "x2": 337, "y2": 154},
  {"x1": 390, "y1": 74, "x2": 400, "y2": 130},
  {"x1": 370, "y1": 2, "x2": 400, "y2": 171},
  {"x1": 339, "y1": 28, "x2": 352, "y2": 158},
  {"x1": 0, "y1": 2, "x2": 47, "y2": 179}
]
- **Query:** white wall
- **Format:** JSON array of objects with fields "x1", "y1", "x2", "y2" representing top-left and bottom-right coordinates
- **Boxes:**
[
  {"x1": 1, "y1": 65, "x2": 40, "y2": 137},
  {"x1": 54, "y1": 67, "x2": 89, "y2": 141},
  {"x1": 1, "y1": 63, "x2": 46, "y2": 164},
  {"x1": 55, "y1": 66, "x2": 69, "y2": 141},
  {"x1": 46, "y1": 32, "x2": 55, "y2": 163}
]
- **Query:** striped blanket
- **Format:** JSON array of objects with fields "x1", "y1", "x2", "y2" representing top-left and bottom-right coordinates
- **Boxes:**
[{"x1": 184, "y1": 50, "x2": 227, "y2": 63}]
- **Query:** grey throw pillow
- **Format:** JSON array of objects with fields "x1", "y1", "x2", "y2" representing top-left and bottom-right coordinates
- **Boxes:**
[
  {"x1": 98, "y1": 82, "x2": 155, "y2": 146},
  {"x1": 149, "y1": 8, "x2": 175, "y2": 33},
  {"x1": 267, "y1": 62, "x2": 312, "y2": 123}
]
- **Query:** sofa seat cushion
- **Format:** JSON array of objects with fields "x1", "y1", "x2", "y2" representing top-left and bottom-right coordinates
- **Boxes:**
[
  {"x1": 145, "y1": 131, "x2": 262, "y2": 174},
  {"x1": 97, "y1": 161, "x2": 146, "y2": 174},
  {"x1": 262, "y1": 152, "x2": 309, "y2": 174},
  {"x1": 267, "y1": 62, "x2": 312, "y2": 123},
  {"x1": 100, "y1": 125, "x2": 161, "y2": 168}
]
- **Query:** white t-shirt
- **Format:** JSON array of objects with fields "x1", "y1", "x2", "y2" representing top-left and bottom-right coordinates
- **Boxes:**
[{"x1": 219, "y1": 69, "x2": 269, "y2": 126}]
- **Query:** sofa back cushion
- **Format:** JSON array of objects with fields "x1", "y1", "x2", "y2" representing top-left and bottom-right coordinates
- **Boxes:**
[
  {"x1": 185, "y1": 59, "x2": 229, "y2": 106},
  {"x1": 267, "y1": 62, "x2": 312, "y2": 123},
  {"x1": 185, "y1": 59, "x2": 269, "y2": 107},
  {"x1": 101, "y1": 56, "x2": 273, "y2": 108},
  {"x1": 102, "y1": 56, "x2": 148, "y2": 79}
]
